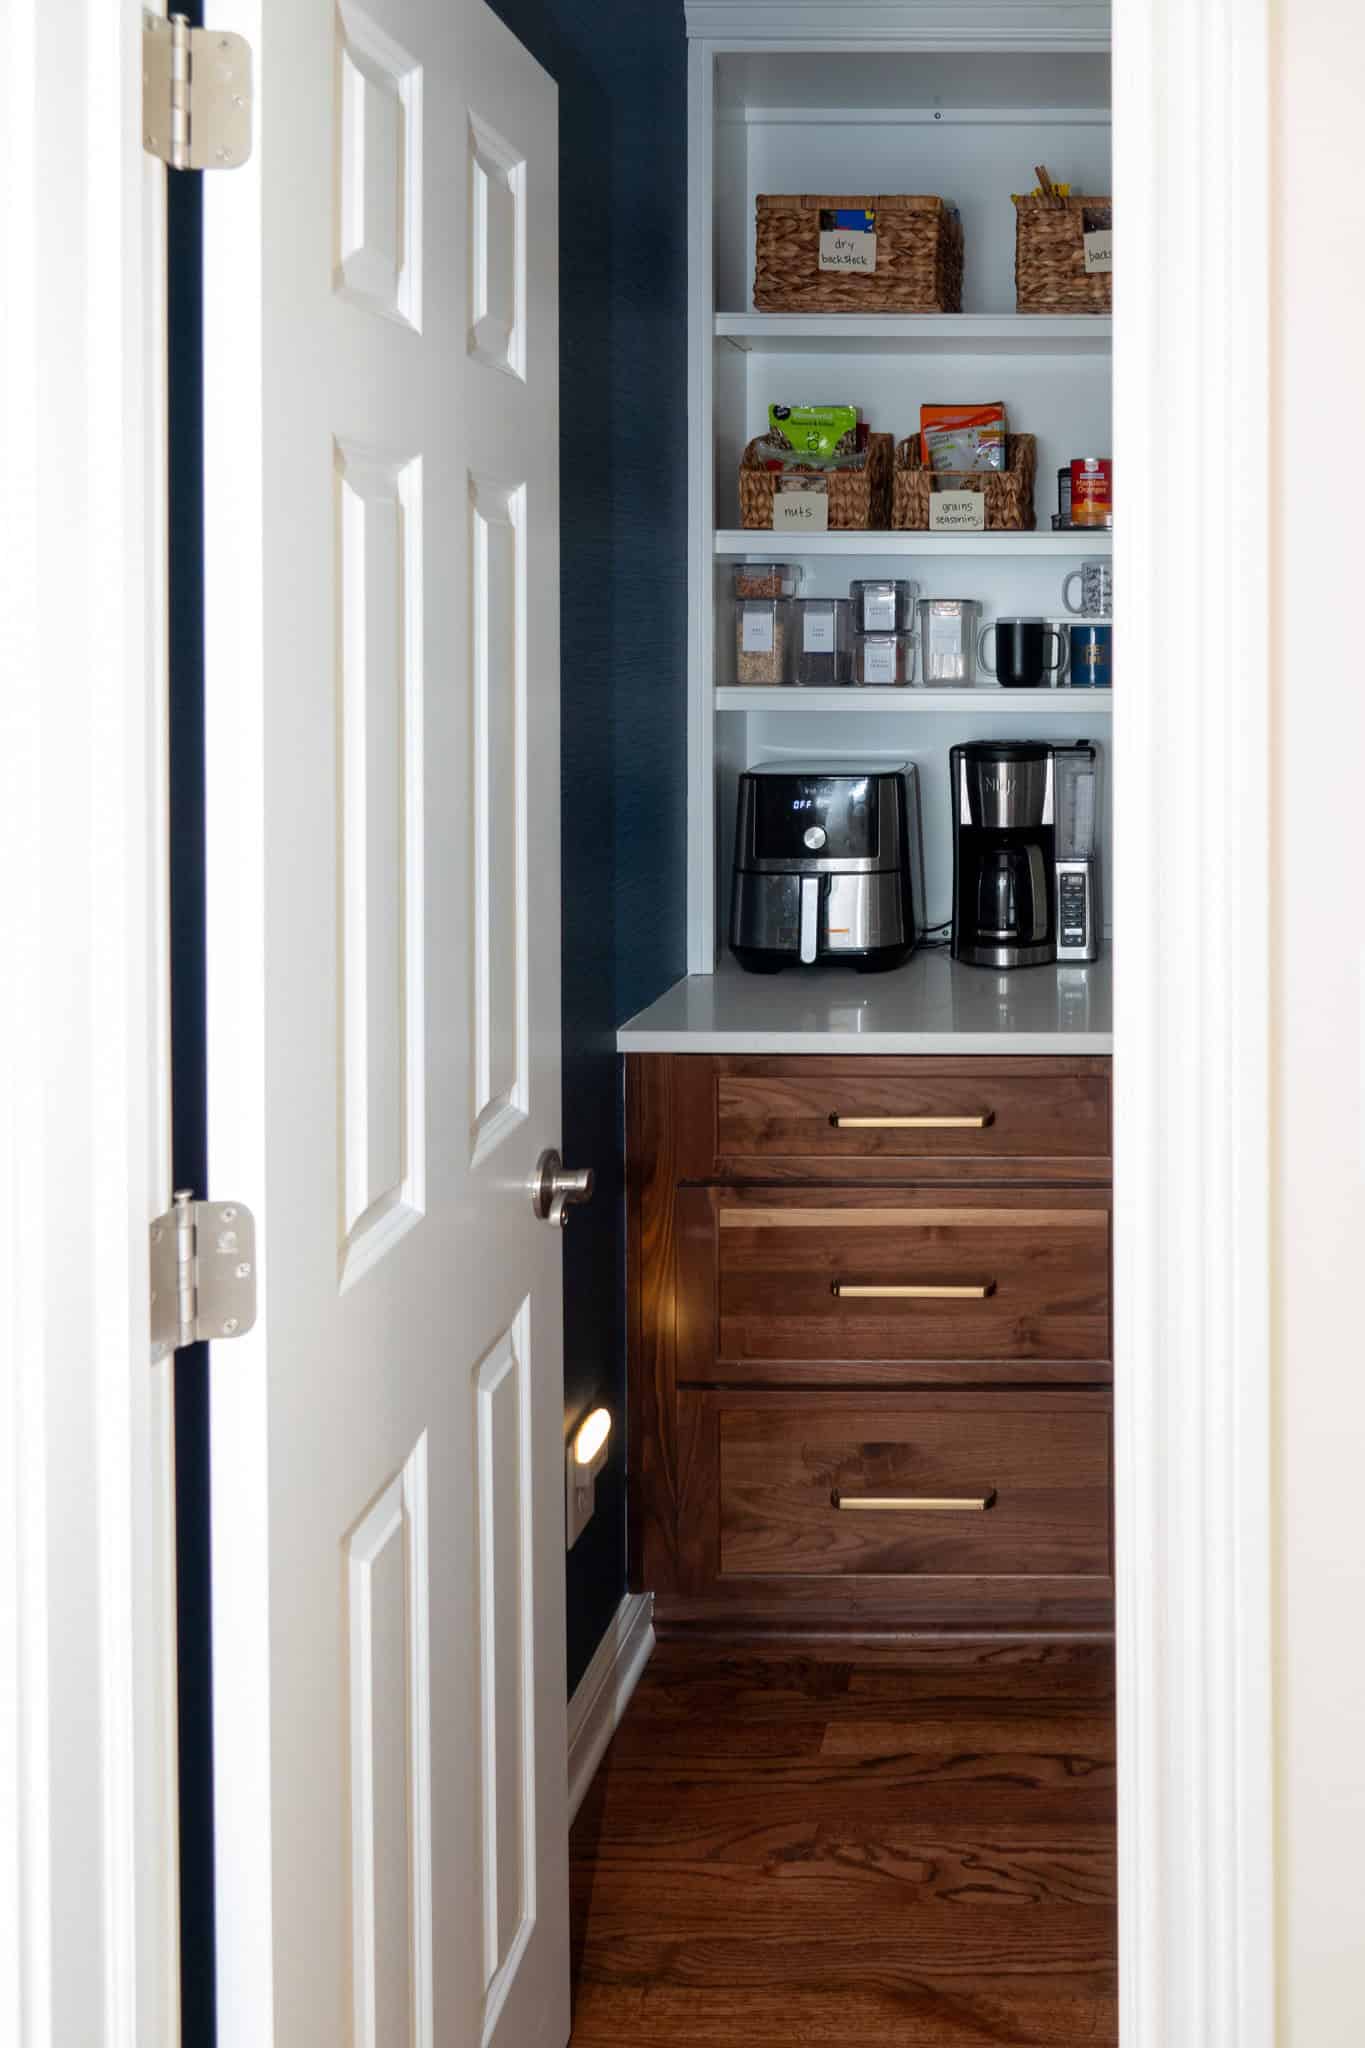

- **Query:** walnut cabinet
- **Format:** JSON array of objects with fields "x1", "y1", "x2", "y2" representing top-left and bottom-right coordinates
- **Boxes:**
[{"x1": 627, "y1": 1053, "x2": 1114, "y2": 1638}]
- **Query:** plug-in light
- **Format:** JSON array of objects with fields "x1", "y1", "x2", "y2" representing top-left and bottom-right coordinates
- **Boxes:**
[
  {"x1": 574, "y1": 1407, "x2": 612, "y2": 1468},
  {"x1": 567, "y1": 1406, "x2": 613, "y2": 1549}
]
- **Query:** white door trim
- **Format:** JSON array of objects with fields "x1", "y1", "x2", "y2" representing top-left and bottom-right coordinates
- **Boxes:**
[
  {"x1": 1, "y1": 4, "x2": 178, "y2": 2045},
  {"x1": 566, "y1": 1594, "x2": 656, "y2": 1822},
  {"x1": 1111, "y1": 2, "x2": 1274, "y2": 2044}
]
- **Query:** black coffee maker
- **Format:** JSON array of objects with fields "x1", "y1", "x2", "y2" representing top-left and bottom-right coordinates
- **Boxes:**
[{"x1": 950, "y1": 740, "x2": 1056, "y2": 968}]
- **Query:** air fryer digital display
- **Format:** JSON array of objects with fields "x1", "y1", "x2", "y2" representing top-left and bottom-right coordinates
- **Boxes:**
[{"x1": 753, "y1": 775, "x2": 880, "y2": 860}]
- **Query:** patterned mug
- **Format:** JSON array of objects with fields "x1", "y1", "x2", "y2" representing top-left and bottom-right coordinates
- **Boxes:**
[{"x1": 1062, "y1": 559, "x2": 1114, "y2": 618}]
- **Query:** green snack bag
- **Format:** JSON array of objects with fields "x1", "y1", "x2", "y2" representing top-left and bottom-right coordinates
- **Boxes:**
[{"x1": 768, "y1": 403, "x2": 860, "y2": 464}]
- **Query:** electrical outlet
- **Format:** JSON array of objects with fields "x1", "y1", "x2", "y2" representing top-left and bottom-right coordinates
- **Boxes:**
[{"x1": 566, "y1": 1442, "x2": 595, "y2": 1548}]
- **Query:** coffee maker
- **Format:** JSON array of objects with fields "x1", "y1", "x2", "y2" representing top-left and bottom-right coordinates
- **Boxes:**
[
  {"x1": 950, "y1": 740, "x2": 1058, "y2": 968},
  {"x1": 730, "y1": 761, "x2": 926, "y2": 973}
]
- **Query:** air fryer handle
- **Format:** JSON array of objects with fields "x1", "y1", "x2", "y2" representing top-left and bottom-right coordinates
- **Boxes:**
[{"x1": 799, "y1": 875, "x2": 821, "y2": 964}]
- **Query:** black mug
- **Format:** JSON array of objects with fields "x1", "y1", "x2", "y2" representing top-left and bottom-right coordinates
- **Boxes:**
[{"x1": 978, "y1": 617, "x2": 1066, "y2": 689}]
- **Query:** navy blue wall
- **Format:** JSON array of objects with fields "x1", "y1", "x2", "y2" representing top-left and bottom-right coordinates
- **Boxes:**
[{"x1": 484, "y1": 0, "x2": 689, "y2": 1690}]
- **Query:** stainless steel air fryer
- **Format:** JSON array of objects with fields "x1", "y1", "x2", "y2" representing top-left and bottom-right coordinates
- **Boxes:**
[{"x1": 729, "y1": 761, "x2": 926, "y2": 974}]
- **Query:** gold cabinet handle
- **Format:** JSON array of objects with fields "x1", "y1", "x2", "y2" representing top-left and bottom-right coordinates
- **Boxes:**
[
  {"x1": 828, "y1": 1112, "x2": 994, "y2": 1130},
  {"x1": 831, "y1": 1489, "x2": 998, "y2": 1513},
  {"x1": 830, "y1": 1281, "x2": 995, "y2": 1300}
]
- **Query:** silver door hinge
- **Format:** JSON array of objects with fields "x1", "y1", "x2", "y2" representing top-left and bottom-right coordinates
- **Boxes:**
[
  {"x1": 149, "y1": 1190, "x2": 257, "y2": 1361},
  {"x1": 142, "y1": 12, "x2": 253, "y2": 171}
]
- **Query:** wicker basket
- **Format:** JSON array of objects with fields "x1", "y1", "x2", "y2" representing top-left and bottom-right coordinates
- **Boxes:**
[
  {"x1": 753, "y1": 195, "x2": 963, "y2": 313},
  {"x1": 739, "y1": 432, "x2": 894, "y2": 532},
  {"x1": 1013, "y1": 195, "x2": 1112, "y2": 313},
  {"x1": 893, "y1": 433, "x2": 1038, "y2": 532}
]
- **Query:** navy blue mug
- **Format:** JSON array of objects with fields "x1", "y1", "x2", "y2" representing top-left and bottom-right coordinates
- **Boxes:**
[{"x1": 1069, "y1": 621, "x2": 1112, "y2": 689}]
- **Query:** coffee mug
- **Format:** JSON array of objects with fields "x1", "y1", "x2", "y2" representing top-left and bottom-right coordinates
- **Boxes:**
[
  {"x1": 1068, "y1": 621, "x2": 1113, "y2": 689},
  {"x1": 978, "y1": 617, "x2": 1066, "y2": 689},
  {"x1": 1062, "y1": 559, "x2": 1114, "y2": 617}
]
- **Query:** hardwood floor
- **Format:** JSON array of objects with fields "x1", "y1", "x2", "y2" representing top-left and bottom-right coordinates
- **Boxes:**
[{"x1": 568, "y1": 1639, "x2": 1117, "y2": 2046}]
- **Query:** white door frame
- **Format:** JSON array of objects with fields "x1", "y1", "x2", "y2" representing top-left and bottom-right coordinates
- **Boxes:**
[
  {"x1": 1111, "y1": 1, "x2": 1274, "y2": 2041},
  {"x1": 685, "y1": 1, "x2": 1277, "y2": 2043},
  {"x1": 2, "y1": 3, "x2": 179, "y2": 2045},
  {"x1": 1, "y1": 1, "x2": 1276, "y2": 2043}
]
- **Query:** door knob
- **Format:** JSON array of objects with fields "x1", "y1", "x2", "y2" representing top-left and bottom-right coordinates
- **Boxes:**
[{"x1": 531, "y1": 1149, "x2": 594, "y2": 1229}]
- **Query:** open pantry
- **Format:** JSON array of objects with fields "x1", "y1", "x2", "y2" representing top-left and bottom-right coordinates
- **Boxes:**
[{"x1": 684, "y1": 33, "x2": 1114, "y2": 982}]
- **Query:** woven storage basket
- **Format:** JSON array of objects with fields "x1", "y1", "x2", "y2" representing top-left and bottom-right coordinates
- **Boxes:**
[
  {"x1": 753, "y1": 195, "x2": 963, "y2": 313},
  {"x1": 893, "y1": 433, "x2": 1038, "y2": 532},
  {"x1": 739, "y1": 432, "x2": 894, "y2": 532},
  {"x1": 1013, "y1": 195, "x2": 1112, "y2": 313}
]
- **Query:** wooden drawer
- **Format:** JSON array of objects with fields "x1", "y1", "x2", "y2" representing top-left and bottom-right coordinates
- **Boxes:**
[
  {"x1": 657, "y1": 1390, "x2": 1113, "y2": 1630},
  {"x1": 677, "y1": 1185, "x2": 1111, "y2": 1385},
  {"x1": 655, "y1": 1054, "x2": 1112, "y2": 1184}
]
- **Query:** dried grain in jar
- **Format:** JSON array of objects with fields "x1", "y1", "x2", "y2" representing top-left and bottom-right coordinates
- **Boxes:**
[{"x1": 736, "y1": 598, "x2": 792, "y2": 685}]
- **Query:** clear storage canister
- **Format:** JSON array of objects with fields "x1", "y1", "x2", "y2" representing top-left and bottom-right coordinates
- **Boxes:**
[
  {"x1": 850, "y1": 577, "x2": 919, "y2": 634},
  {"x1": 735, "y1": 597, "x2": 792, "y2": 685},
  {"x1": 731, "y1": 560, "x2": 803, "y2": 600},
  {"x1": 791, "y1": 597, "x2": 852, "y2": 686},
  {"x1": 916, "y1": 597, "x2": 983, "y2": 685},
  {"x1": 852, "y1": 629, "x2": 914, "y2": 687}
]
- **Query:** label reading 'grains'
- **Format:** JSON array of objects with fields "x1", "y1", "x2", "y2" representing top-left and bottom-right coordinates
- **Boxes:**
[{"x1": 929, "y1": 490, "x2": 987, "y2": 533}]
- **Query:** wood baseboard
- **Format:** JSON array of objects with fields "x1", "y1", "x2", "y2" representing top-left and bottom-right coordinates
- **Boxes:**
[{"x1": 566, "y1": 1592, "x2": 655, "y2": 1821}]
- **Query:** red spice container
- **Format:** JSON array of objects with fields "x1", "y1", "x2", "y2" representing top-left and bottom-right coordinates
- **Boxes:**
[{"x1": 1070, "y1": 456, "x2": 1113, "y2": 529}]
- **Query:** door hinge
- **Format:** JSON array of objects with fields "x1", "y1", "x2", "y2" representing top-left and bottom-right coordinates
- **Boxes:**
[
  {"x1": 149, "y1": 1190, "x2": 257, "y2": 1362},
  {"x1": 142, "y1": 12, "x2": 253, "y2": 171}
]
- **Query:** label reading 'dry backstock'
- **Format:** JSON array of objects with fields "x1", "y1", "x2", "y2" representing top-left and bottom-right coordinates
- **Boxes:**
[{"x1": 818, "y1": 207, "x2": 877, "y2": 274}]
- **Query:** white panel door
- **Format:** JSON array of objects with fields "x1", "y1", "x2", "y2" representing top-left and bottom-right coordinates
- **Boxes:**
[{"x1": 200, "y1": 1, "x2": 568, "y2": 2044}]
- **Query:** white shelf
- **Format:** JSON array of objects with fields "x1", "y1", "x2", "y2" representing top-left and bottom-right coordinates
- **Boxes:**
[
  {"x1": 716, "y1": 529, "x2": 1112, "y2": 558},
  {"x1": 716, "y1": 686, "x2": 1112, "y2": 714},
  {"x1": 716, "y1": 312, "x2": 1113, "y2": 357}
]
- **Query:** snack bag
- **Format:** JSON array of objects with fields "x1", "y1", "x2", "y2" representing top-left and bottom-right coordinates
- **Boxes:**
[
  {"x1": 767, "y1": 403, "x2": 861, "y2": 465},
  {"x1": 920, "y1": 403, "x2": 1007, "y2": 473}
]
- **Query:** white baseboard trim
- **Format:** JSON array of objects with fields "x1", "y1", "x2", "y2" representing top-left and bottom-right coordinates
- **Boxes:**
[{"x1": 566, "y1": 1592, "x2": 655, "y2": 1822}]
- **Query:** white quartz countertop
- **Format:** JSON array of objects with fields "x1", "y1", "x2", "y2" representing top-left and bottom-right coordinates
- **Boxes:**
[{"x1": 617, "y1": 952, "x2": 1112, "y2": 1055}]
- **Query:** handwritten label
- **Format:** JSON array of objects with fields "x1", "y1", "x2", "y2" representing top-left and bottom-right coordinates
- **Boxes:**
[
  {"x1": 772, "y1": 490, "x2": 828, "y2": 533},
  {"x1": 818, "y1": 229, "x2": 877, "y2": 275},
  {"x1": 861, "y1": 639, "x2": 896, "y2": 685},
  {"x1": 1083, "y1": 229, "x2": 1113, "y2": 274},
  {"x1": 929, "y1": 490, "x2": 986, "y2": 534}
]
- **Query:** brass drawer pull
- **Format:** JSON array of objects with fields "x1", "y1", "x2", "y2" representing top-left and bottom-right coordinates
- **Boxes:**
[
  {"x1": 829, "y1": 1112, "x2": 995, "y2": 1130},
  {"x1": 830, "y1": 1280, "x2": 996, "y2": 1300},
  {"x1": 832, "y1": 1489, "x2": 998, "y2": 1513}
]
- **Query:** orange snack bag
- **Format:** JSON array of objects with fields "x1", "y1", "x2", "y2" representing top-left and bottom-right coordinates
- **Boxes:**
[{"x1": 920, "y1": 403, "x2": 1007, "y2": 472}]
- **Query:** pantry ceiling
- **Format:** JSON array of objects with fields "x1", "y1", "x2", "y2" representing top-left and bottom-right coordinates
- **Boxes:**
[{"x1": 715, "y1": 51, "x2": 1111, "y2": 115}]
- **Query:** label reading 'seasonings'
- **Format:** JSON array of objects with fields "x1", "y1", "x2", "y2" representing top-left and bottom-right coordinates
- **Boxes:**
[{"x1": 929, "y1": 490, "x2": 987, "y2": 533}]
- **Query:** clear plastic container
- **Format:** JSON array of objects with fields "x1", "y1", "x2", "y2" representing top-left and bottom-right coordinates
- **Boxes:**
[
  {"x1": 850, "y1": 577, "x2": 919, "y2": 634},
  {"x1": 852, "y1": 629, "x2": 914, "y2": 687},
  {"x1": 731, "y1": 560, "x2": 804, "y2": 601},
  {"x1": 735, "y1": 597, "x2": 792, "y2": 685},
  {"x1": 791, "y1": 597, "x2": 852, "y2": 686},
  {"x1": 916, "y1": 598, "x2": 982, "y2": 686}
]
